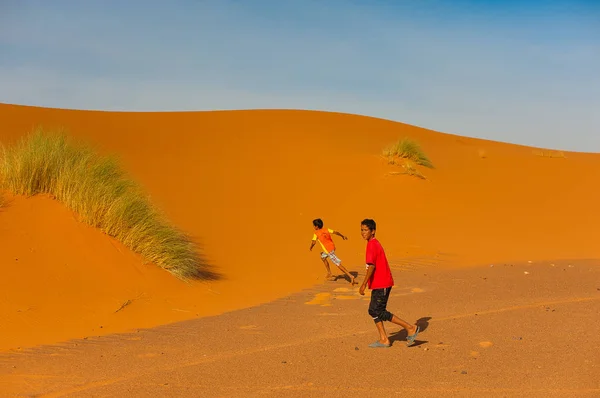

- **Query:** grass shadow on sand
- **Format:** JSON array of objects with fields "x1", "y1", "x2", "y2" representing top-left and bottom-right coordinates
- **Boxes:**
[
  {"x1": 0, "y1": 191, "x2": 14, "y2": 212},
  {"x1": 389, "y1": 316, "x2": 431, "y2": 346}
]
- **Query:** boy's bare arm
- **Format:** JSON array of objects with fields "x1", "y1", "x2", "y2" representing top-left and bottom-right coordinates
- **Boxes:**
[
  {"x1": 309, "y1": 240, "x2": 316, "y2": 251},
  {"x1": 332, "y1": 231, "x2": 348, "y2": 240},
  {"x1": 359, "y1": 264, "x2": 375, "y2": 295}
]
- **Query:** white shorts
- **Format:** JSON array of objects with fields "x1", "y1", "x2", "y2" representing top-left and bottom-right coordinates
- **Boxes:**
[{"x1": 320, "y1": 250, "x2": 342, "y2": 266}]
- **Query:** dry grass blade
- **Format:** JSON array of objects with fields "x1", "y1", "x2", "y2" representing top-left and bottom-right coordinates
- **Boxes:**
[
  {"x1": 114, "y1": 299, "x2": 133, "y2": 313},
  {"x1": 401, "y1": 161, "x2": 427, "y2": 179}
]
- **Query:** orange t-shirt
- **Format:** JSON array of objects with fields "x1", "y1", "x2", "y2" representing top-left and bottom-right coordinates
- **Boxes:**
[{"x1": 312, "y1": 228, "x2": 336, "y2": 253}]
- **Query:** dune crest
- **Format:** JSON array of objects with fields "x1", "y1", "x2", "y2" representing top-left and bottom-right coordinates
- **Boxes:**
[{"x1": 1, "y1": 103, "x2": 600, "y2": 351}]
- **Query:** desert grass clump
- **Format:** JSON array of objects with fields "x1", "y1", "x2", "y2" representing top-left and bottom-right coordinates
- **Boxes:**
[
  {"x1": 383, "y1": 137, "x2": 433, "y2": 179},
  {"x1": 0, "y1": 191, "x2": 5, "y2": 208},
  {"x1": 0, "y1": 129, "x2": 216, "y2": 281},
  {"x1": 383, "y1": 138, "x2": 434, "y2": 169},
  {"x1": 532, "y1": 149, "x2": 566, "y2": 159}
]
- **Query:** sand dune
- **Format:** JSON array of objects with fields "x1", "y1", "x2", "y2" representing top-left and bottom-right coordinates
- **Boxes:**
[{"x1": 1, "y1": 103, "x2": 600, "y2": 352}]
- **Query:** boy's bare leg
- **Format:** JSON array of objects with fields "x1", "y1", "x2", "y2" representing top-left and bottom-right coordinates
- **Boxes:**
[
  {"x1": 375, "y1": 321, "x2": 390, "y2": 345},
  {"x1": 390, "y1": 315, "x2": 418, "y2": 335},
  {"x1": 337, "y1": 264, "x2": 357, "y2": 285},
  {"x1": 321, "y1": 258, "x2": 334, "y2": 279}
]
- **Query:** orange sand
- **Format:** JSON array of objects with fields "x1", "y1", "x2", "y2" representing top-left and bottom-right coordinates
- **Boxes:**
[{"x1": 1, "y1": 103, "x2": 599, "y2": 351}]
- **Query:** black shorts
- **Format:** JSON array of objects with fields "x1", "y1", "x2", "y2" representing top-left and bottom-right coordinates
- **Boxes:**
[{"x1": 368, "y1": 287, "x2": 393, "y2": 323}]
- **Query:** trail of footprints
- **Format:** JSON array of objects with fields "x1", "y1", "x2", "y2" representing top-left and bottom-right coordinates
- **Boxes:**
[{"x1": 304, "y1": 285, "x2": 426, "y2": 307}]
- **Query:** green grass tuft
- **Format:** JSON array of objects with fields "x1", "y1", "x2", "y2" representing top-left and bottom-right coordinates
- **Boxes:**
[
  {"x1": 383, "y1": 138, "x2": 434, "y2": 169},
  {"x1": 0, "y1": 128, "x2": 217, "y2": 281}
]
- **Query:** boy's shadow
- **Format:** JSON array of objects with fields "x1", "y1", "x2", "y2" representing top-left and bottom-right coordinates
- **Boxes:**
[
  {"x1": 330, "y1": 271, "x2": 359, "y2": 283},
  {"x1": 389, "y1": 316, "x2": 431, "y2": 347}
]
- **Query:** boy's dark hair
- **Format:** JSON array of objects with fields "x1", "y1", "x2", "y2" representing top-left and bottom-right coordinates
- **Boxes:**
[
  {"x1": 361, "y1": 218, "x2": 376, "y2": 231},
  {"x1": 312, "y1": 218, "x2": 324, "y2": 229}
]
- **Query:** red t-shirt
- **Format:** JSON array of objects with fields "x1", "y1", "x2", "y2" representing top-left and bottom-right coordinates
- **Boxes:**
[{"x1": 365, "y1": 238, "x2": 394, "y2": 289}]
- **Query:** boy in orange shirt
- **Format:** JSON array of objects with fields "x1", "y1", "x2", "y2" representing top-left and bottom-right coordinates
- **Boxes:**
[{"x1": 309, "y1": 218, "x2": 356, "y2": 285}]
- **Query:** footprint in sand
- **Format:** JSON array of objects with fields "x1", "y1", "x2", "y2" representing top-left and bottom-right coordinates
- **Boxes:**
[
  {"x1": 239, "y1": 325, "x2": 258, "y2": 330},
  {"x1": 137, "y1": 353, "x2": 158, "y2": 358},
  {"x1": 239, "y1": 325, "x2": 263, "y2": 335},
  {"x1": 239, "y1": 325, "x2": 262, "y2": 334},
  {"x1": 478, "y1": 341, "x2": 493, "y2": 348},
  {"x1": 335, "y1": 295, "x2": 360, "y2": 300},
  {"x1": 333, "y1": 287, "x2": 352, "y2": 292},
  {"x1": 333, "y1": 287, "x2": 361, "y2": 299},
  {"x1": 390, "y1": 287, "x2": 425, "y2": 298},
  {"x1": 305, "y1": 292, "x2": 332, "y2": 306}
]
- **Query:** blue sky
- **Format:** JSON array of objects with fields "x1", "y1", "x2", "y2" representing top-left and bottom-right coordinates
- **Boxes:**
[{"x1": 1, "y1": 0, "x2": 599, "y2": 152}]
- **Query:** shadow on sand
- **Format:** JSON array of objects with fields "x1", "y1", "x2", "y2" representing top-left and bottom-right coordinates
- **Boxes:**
[
  {"x1": 389, "y1": 316, "x2": 431, "y2": 347},
  {"x1": 329, "y1": 271, "x2": 360, "y2": 283}
]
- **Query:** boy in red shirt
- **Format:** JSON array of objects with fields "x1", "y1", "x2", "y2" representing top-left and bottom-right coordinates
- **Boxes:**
[
  {"x1": 309, "y1": 218, "x2": 356, "y2": 285},
  {"x1": 358, "y1": 219, "x2": 420, "y2": 348}
]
